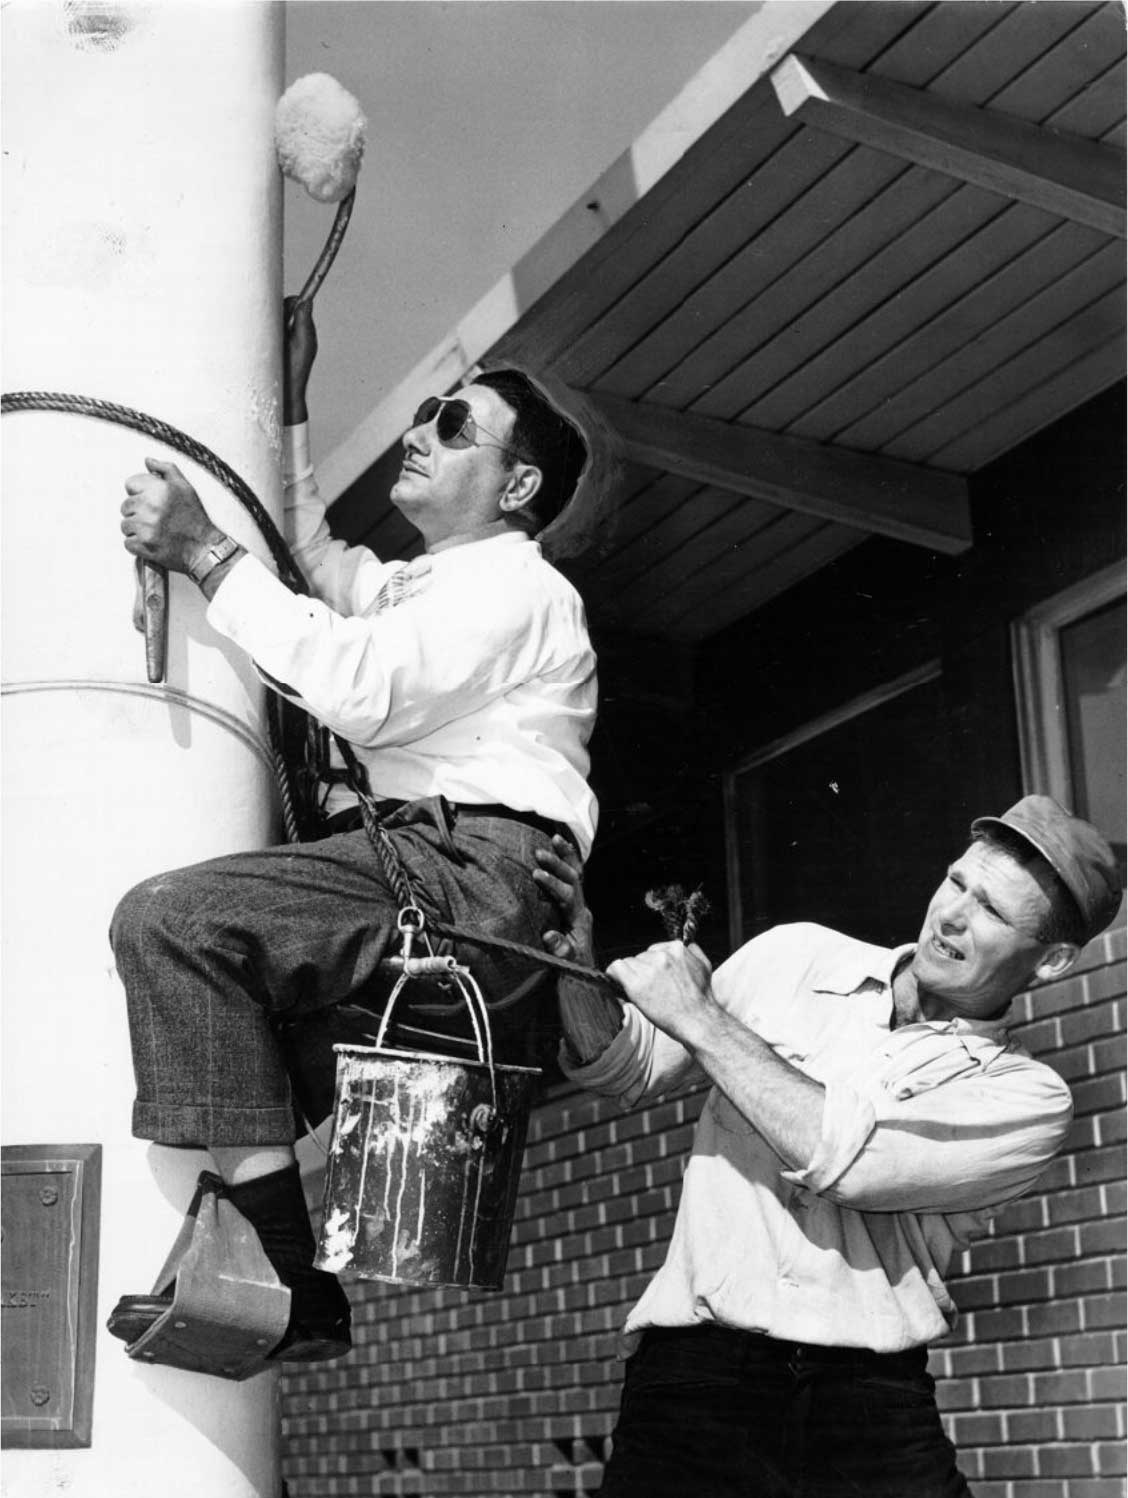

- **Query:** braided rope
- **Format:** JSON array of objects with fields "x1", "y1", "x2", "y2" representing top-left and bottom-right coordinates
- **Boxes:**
[
  {"x1": 427, "y1": 917, "x2": 623, "y2": 993},
  {"x1": 1, "y1": 391, "x2": 306, "y2": 593},
  {"x1": 2, "y1": 390, "x2": 313, "y2": 841}
]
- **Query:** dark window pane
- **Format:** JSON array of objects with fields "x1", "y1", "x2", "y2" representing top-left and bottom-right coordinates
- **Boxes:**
[
  {"x1": 734, "y1": 678, "x2": 948, "y2": 948},
  {"x1": 1060, "y1": 596, "x2": 1126, "y2": 873}
]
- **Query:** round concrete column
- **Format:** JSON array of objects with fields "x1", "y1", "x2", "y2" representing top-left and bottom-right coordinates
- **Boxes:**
[{"x1": 3, "y1": 3, "x2": 287, "y2": 1493}]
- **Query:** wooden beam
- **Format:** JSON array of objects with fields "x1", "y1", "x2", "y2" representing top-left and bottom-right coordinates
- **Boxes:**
[
  {"x1": 584, "y1": 391, "x2": 972, "y2": 555},
  {"x1": 771, "y1": 53, "x2": 1126, "y2": 240}
]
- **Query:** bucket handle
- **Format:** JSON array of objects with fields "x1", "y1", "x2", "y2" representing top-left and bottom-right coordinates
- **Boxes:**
[{"x1": 373, "y1": 907, "x2": 499, "y2": 1118}]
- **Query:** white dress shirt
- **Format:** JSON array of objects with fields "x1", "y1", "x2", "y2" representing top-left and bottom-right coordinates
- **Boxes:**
[
  {"x1": 564, "y1": 922, "x2": 1073, "y2": 1353},
  {"x1": 206, "y1": 424, "x2": 598, "y2": 856}
]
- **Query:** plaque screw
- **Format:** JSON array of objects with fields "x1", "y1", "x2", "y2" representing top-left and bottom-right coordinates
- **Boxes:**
[
  {"x1": 39, "y1": 1186, "x2": 58, "y2": 1206},
  {"x1": 29, "y1": 1386, "x2": 50, "y2": 1406}
]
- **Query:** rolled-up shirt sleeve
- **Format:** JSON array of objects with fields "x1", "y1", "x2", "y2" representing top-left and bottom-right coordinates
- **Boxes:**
[
  {"x1": 281, "y1": 423, "x2": 385, "y2": 613},
  {"x1": 782, "y1": 1047, "x2": 1073, "y2": 1214},
  {"x1": 562, "y1": 1002, "x2": 704, "y2": 1108}
]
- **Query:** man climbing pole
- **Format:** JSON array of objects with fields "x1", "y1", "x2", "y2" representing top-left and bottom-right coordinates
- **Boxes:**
[{"x1": 108, "y1": 302, "x2": 597, "y2": 1366}]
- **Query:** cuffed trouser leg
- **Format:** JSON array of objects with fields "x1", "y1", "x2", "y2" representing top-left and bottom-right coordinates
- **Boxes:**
[
  {"x1": 110, "y1": 797, "x2": 560, "y2": 1148},
  {"x1": 110, "y1": 832, "x2": 404, "y2": 1145}
]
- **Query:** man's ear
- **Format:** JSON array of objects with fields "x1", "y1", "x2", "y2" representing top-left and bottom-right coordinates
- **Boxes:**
[
  {"x1": 499, "y1": 463, "x2": 543, "y2": 515},
  {"x1": 1033, "y1": 942, "x2": 1081, "y2": 985}
]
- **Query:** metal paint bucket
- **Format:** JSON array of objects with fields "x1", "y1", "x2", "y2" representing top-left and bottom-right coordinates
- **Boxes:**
[{"x1": 315, "y1": 947, "x2": 540, "y2": 1290}]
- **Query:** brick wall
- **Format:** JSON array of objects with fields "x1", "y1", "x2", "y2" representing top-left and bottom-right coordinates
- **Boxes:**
[
  {"x1": 281, "y1": 922, "x2": 1125, "y2": 1497},
  {"x1": 282, "y1": 1079, "x2": 708, "y2": 1497},
  {"x1": 932, "y1": 921, "x2": 1127, "y2": 1498}
]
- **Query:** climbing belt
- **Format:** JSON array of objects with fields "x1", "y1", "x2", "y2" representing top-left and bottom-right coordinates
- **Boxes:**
[{"x1": 2, "y1": 389, "x2": 637, "y2": 989}]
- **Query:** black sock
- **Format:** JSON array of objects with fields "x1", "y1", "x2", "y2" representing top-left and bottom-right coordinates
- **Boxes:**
[
  {"x1": 226, "y1": 1164, "x2": 319, "y2": 1282},
  {"x1": 226, "y1": 1164, "x2": 349, "y2": 1336}
]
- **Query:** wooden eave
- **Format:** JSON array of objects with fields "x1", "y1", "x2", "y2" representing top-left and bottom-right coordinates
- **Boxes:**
[{"x1": 327, "y1": 0, "x2": 1127, "y2": 645}]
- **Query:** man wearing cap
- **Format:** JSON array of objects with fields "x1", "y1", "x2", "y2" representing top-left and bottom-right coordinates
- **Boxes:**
[
  {"x1": 108, "y1": 304, "x2": 597, "y2": 1364},
  {"x1": 539, "y1": 795, "x2": 1121, "y2": 1497}
]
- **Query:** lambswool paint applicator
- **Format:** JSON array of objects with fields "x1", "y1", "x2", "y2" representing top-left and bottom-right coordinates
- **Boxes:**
[{"x1": 275, "y1": 72, "x2": 367, "y2": 330}]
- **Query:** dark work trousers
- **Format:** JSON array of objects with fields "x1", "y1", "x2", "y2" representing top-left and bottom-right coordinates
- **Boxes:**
[
  {"x1": 598, "y1": 1326, "x2": 973, "y2": 1498},
  {"x1": 109, "y1": 797, "x2": 561, "y2": 1147}
]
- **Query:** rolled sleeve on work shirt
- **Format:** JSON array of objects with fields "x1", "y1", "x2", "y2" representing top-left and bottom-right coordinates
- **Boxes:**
[
  {"x1": 563, "y1": 1001, "x2": 704, "y2": 1108},
  {"x1": 568, "y1": 921, "x2": 1075, "y2": 1353}
]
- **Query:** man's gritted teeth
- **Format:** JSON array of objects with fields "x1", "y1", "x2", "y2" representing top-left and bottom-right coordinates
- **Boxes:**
[{"x1": 931, "y1": 933, "x2": 965, "y2": 960}]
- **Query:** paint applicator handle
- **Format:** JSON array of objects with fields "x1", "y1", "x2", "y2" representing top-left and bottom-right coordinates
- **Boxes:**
[{"x1": 286, "y1": 189, "x2": 357, "y2": 336}]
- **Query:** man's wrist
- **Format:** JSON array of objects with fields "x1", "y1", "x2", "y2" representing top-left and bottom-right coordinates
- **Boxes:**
[
  {"x1": 283, "y1": 387, "x2": 308, "y2": 425},
  {"x1": 188, "y1": 533, "x2": 244, "y2": 596}
]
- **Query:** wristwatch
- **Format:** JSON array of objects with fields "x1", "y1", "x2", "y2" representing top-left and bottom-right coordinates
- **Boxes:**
[{"x1": 188, "y1": 534, "x2": 241, "y2": 586}]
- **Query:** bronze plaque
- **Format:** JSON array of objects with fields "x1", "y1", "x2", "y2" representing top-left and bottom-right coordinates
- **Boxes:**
[{"x1": 2, "y1": 1144, "x2": 101, "y2": 1448}]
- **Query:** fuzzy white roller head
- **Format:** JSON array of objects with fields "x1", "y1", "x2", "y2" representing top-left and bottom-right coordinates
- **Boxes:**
[{"x1": 275, "y1": 73, "x2": 367, "y2": 204}]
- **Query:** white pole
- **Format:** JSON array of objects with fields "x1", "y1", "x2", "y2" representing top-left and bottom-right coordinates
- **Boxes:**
[{"x1": 3, "y1": 3, "x2": 286, "y2": 1493}]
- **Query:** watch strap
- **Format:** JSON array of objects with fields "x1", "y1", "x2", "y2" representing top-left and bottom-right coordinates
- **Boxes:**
[{"x1": 188, "y1": 534, "x2": 240, "y2": 586}]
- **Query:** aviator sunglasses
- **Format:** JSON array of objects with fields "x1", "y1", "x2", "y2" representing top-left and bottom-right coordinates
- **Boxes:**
[{"x1": 409, "y1": 395, "x2": 521, "y2": 456}]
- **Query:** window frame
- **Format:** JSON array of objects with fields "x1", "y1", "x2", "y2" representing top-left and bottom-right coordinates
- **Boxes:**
[{"x1": 1011, "y1": 560, "x2": 1126, "y2": 808}]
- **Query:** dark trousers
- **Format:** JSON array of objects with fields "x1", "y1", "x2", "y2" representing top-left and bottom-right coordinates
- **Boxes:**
[
  {"x1": 110, "y1": 797, "x2": 560, "y2": 1147},
  {"x1": 598, "y1": 1326, "x2": 973, "y2": 1498}
]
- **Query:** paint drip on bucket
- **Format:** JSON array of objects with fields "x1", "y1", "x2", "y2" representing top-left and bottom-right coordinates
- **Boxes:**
[{"x1": 316, "y1": 1045, "x2": 540, "y2": 1290}]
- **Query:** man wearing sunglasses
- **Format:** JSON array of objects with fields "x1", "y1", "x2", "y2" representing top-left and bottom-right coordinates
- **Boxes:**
[{"x1": 109, "y1": 302, "x2": 596, "y2": 1364}]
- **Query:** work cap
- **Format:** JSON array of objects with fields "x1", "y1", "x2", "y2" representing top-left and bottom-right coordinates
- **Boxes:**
[{"x1": 971, "y1": 794, "x2": 1122, "y2": 945}]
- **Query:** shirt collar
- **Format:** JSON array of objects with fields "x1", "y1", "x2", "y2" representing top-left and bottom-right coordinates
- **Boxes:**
[
  {"x1": 427, "y1": 529, "x2": 539, "y2": 559},
  {"x1": 812, "y1": 940, "x2": 912, "y2": 1000},
  {"x1": 813, "y1": 941, "x2": 1013, "y2": 1040}
]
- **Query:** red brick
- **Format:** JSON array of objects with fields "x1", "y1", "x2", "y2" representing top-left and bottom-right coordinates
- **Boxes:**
[
  {"x1": 1104, "y1": 1178, "x2": 1127, "y2": 1213},
  {"x1": 1070, "y1": 1073, "x2": 1127, "y2": 1115},
  {"x1": 1060, "y1": 998, "x2": 1121, "y2": 1044},
  {"x1": 1039, "y1": 1444, "x2": 1098, "y2": 1478},
  {"x1": 944, "y1": 1344, "x2": 1001, "y2": 1377},
  {"x1": 951, "y1": 1412, "x2": 1005, "y2": 1445},
  {"x1": 981, "y1": 1446, "x2": 1037, "y2": 1479},
  {"x1": 1076, "y1": 1145, "x2": 1126, "y2": 1185},
  {"x1": 1036, "y1": 1192, "x2": 1102, "y2": 1228},
  {"x1": 998, "y1": 1336, "x2": 1060, "y2": 1373},
  {"x1": 978, "y1": 1372, "x2": 1035, "y2": 1407},
  {"x1": 997, "y1": 1267, "x2": 1052, "y2": 1302},
  {"x1": 1026, "y1": 1299, "x2": 1083, "y2": 1336},
  {"x1": 1061, "y1": 1404, "x2": 1124, "y2": 1441},
  {"x1": 1033, "y1": 1369, "x2": 1095, "y2": 1403},
  {"x1": 1083, "y1": 1291, "x2": 1127, "y2": 1329},
  {"x1": 1082, "y1": 963, "x2": 1128, "y2": 1003},
  {"x1": 1096, "y1": 1441, "x2": 1128, "y2": 1476},
  {"x1": 1007, "y1": 1409, "x2": 1062, "y2": 1443},
  {"x1": 1055, "y1": 1258, "x2": 1112, "y2": 1296},
  {"x1": 966, "y1": 1235, "x2": 1023, "y2": 1272},
  {"x1": 975, "y1": 1307, "x2": 1028, "y2": 1341}
]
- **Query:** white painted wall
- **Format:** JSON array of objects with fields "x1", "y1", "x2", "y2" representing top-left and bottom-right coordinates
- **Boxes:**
[{"x1": 3, "y1": 2, "x2": 287, "y2": 1492}]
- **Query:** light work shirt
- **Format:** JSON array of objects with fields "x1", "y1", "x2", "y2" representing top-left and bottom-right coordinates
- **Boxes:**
[
  {"x1": 207, "y1": 424, "x2": 599, "y2": 856},
  {"x1": 564, "y1": 922, "x2": 1073, "y2": 1354}
]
